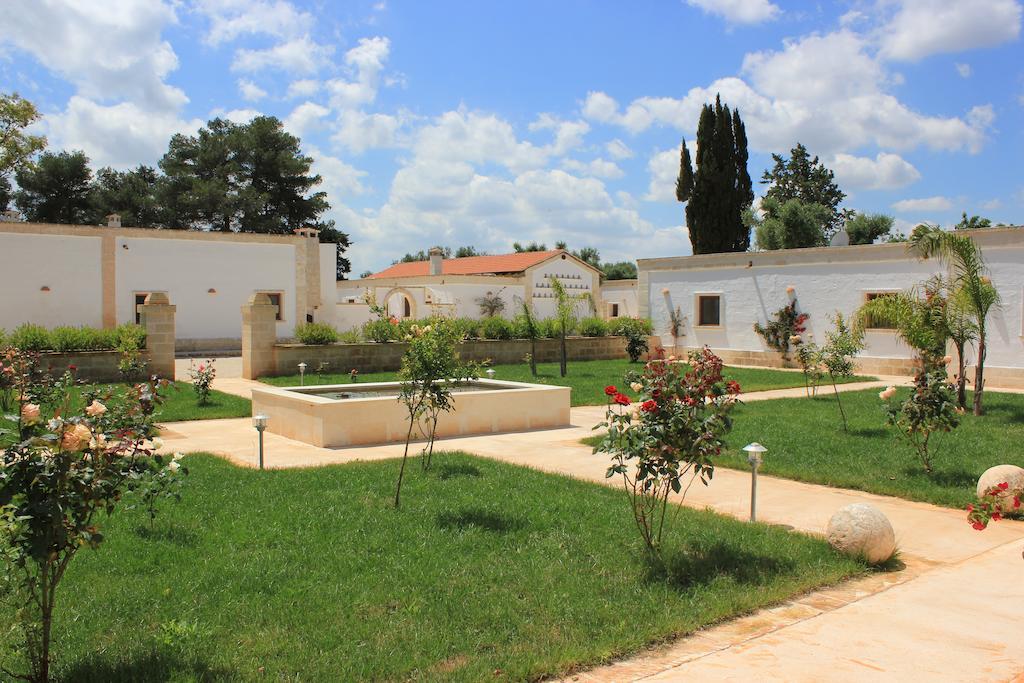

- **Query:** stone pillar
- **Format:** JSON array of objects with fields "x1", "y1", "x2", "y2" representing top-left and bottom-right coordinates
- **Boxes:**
[
  {"x1": 242, "y1": 292, "x2": 278, "y2": 379},
  {"x1": 138, "y1": 292, "x2": 176, "y2": 380}
]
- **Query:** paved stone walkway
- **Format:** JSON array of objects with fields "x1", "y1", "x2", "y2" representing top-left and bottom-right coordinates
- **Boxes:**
[{"x1": 158, "y1": 367, "x2": 1024, "y2": 681}]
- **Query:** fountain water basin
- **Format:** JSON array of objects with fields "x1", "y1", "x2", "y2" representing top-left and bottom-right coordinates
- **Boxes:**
[{"x1": 250, "y1": 379, "x2": 571, "y2": 448}]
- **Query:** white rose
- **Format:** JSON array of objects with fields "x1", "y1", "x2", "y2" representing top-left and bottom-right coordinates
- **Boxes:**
[
  {"x1": 630, "y1": 382, "x2": 643, "y2": 393},
  {"x1": 151, "y1": 437, "x2": 164, "y2": 451},
  {"x1": 168, "y1": 460, "x2": 180, "y2": 473},
  {"x1": 85, "y1": 400, "x2": 107, "y2": 417}
]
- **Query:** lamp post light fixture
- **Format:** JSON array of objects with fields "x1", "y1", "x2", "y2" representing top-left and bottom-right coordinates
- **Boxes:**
[
  {"x1": 743, "y1": 442, "x2": 768, "y2": 522},
  {"x1": 298, "y1": 362, "x2": 307, "y2": 385},
  {"x1": 485, "y1": 368, "x2": 496, "y2": 380},
  {"x1": 253, "y1": 414, "x2": 268, "y2": 470}
]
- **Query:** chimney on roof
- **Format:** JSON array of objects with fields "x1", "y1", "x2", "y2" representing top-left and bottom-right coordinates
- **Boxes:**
[
  {"x1": 106, "y1": 213, "x2": 121, "y2": 228},
  {"x1": 428, "y1": 247, "x2": 443, "y2": 276}
]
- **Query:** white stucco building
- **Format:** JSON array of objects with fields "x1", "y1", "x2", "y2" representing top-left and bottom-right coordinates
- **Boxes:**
[
  {"x1": 638, "y1": 226, "x2": 1024, "y2": 388},
  {"x1": 0, "y1": 220, "x2": 338, "y2": 350},
  {"x1": 335, "y1": 248, "x2": 639, "y2": 329}
]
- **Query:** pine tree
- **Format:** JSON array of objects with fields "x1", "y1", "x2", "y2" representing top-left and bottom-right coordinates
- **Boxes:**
[
  {"x1": 14, "y1": 150, "x2": 94, "y2": 224},
  {"x1": 677, "y1": 95, "x2": 753, "y2": 254},
  {"x1": 761, "y1": 143, "x2": 846, "y2": 239}
]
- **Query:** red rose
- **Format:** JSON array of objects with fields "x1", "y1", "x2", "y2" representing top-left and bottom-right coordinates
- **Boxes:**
[
  {"x1": 604, "y1": 385, "x2": 618, "y2": 396},
  {"x1": 1014, "y1": 496, "x2": 1021, "y2": 509},
  {"x1": 998, "y1": 482, "x2": 1009, "y2": 490},
  {"x1": 68, "y1": 365, "x2": 77, "y2": 371},
  {"x1": 641, "y1": 399, "x2": 657, "y2": 413},
  {"x1": 991, "y1": 512, "x2": 1002, "y2": 522},
  {"x1": 966, "y1": 504, "x2": 974, "y2": 513},
  {"x1": 613, "y1": 393, "x2": 631, "y2": 406},
  {"x1": 972, "y1": 521, "x2": 986, "y2": 530},
  {"x1": 726, "y1": 380, "x2": 741, "y2": 395}
]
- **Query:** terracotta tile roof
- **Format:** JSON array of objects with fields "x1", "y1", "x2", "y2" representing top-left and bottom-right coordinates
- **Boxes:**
[{"x1": 367, "y1": 250, "x2": 564, "y2": 279}]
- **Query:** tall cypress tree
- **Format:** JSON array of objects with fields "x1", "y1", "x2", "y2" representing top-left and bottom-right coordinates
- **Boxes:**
[{"x1": 676, "y1": 94, "x2": 753, "y2": 254}]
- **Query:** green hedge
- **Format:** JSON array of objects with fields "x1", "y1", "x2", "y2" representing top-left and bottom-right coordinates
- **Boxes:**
[
  {"x1": 294, "y1": 322, "x2": 340, "y2": 345},
  {"x1": 1, "y1": 323, "x2": 146, "y2": 353}
]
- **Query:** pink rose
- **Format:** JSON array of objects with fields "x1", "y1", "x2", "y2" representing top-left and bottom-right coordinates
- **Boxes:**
[
  {"x1": 60, "y1": 423, "x2": 92, "y2": 452},
  {"x1": 21, "y1": 403, "x2": 41, "y2": 425},
  {"x1": 85, "y1": 400, "x2": 107, "y2": 417},
  {"x1": 879, "y1": 386, "x2": 897, "y2": 401}
]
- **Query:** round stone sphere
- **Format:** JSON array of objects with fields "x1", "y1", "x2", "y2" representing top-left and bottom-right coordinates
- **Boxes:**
[
  {"x1": 976, "y1": 465, "x2": 1024, "y2": 501},
  {"x1": 826, "y1": 504, "x2": 896, "y2": 565}
]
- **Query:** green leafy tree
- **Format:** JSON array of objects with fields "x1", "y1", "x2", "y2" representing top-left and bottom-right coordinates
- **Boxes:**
[
  {"x1": 399, "y1": 246, "x2": 451, "y2": 262},
  {"x1": 819, "y1": 312, "x2": 864, "y2": 432},
  {"x1": 90, "y1": 165, "x2": 165, "y2": 227},
  {"x1": 761, "y1": 143, "x2": 847, "y2": 239},
  {"x1": 0, "y1": 176, "x2": 10, "y2": 212},
  {"x1": 600, "y1": 261, "x2": 637, "y2": 280},
  {"x1": 513, "y1": 241, "x2": 548, "y2": 252},
  {"x1": 454, "y1": 246, "x2": 484, "y2": 258},
  {"x1": 14, "y1": 151, "x2": 94, "y2": 224},
  {"x1": 0, "y1": 93, "x2": 47, "y2": 180},
  {"x1": 677, "y1": 96, "x2": 753, "y2": 254},
  {"x1": 393, "y1": 321, "x2": 478, "y2": 507},
  {"x1": 550, "y1": 277, "x2": 586, "y2": 377},
  {"x1": 753, "y1": 197, "x2": 831, "y2": 250},
  {"x1": 910, "y1": 225, "x2": 999, "y2": 415},
  {"x1": 573, "y1": 246, "x2": 601, "y2": 268},
  {"x1": 954, "y1": 212, "x2": 991, "y2": 231},
  {"x1": 159, "y1": 117, "x2": 238, "y2": 231},
  {"x1": 881, "y1": 367, "x2": 960, "y2": 473},
  {"x1": 845, "y1": 212, "x2": 894, "y2": 245}
]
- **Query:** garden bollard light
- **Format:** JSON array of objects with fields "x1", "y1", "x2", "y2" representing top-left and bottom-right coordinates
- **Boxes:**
[
  {"x1": 485, "y1": 368, "x2": 496, "y2": 380},
  {"x1": 298, "y1": 362, "x2": 307, "y2": 385},
  {"x1": 743, "y1": 442, "x2": 767, "y2": 522},
  {"x1": 253, "y1": 414, "x2": 268, "y2": 470}
]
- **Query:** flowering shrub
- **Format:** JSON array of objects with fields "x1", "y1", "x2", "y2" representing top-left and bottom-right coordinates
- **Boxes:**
[
  {"x1": 593, "y1": 347, "x2": 741, "y2": 557},
  {"x1": 882, "y1": 363, "x2": 960, "y2": 473},
  {"x1": 126, "y1": 450, "x2": 188, "y2": 529},
  {"x1": 188, "y1": 359, "x2": 216, "y2": 406},
  {"x1": 0, "y1": 348, "x2": 171, "y2": 682},
  {"x1": 393, "y1": 320, "x2": 480, "y2": 507},
  {"x1": 294, "y1": 322, "x2": 339, "y2": 345},
  {"x1": 754, "y1": 301, "x2": 808, "y2": 358},
  {"x1": 967, "y1": 482, "x2": 1023, "y2": 530}
]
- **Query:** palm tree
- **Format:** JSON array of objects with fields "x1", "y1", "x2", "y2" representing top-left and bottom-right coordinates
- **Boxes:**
[
  {"x1": 954, "y1": 212, "x2": 991, "y2": 231},
  {"x1": 945, "y1": 286, "x2": 979, "y2": 409},
  {"x1": 856, "y1": 278, "x2": 949, "y2": 363},
  {"x1": 909, "y1": 226, "x2": 999, "y2": 415}
]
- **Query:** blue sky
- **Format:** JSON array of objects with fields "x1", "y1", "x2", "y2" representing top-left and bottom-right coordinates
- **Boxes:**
[{"x1": 2, "y1": 0, "x2": 1022, "y2": 272}]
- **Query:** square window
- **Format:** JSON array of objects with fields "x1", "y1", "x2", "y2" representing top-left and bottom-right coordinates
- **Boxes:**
[
  {"x1": 262, "y1": 292, "x2": 284, "y2": 321},
  {"x1": 697, "y1": 295, "x2": 721, "y2": 327},
  {"x1": 134, "y1": 292, "x2": 150, "y2": 324},
  {"x1": 864, "y1": 292, "x2": 897, "y2": 329}
]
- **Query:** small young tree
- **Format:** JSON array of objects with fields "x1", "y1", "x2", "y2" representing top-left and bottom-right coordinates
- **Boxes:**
[
  {"x1": 550, "y1": 277, "x2": 586, "y2": 378},
  {"x1": 880, "y1": 364, "x2": 960, "y2": 473},
  {"x1": 475, "y1": 290, "x2": 506, "y2": 317},
  {"x1": 393, "y1": 321, "x2": 478, "y2": 508},
  {"x1": 594, "y1": 348, "x2": 741, "y2": 558},
  {"x1": 519, "y1": 299, "x2": 539, "y2": 376},
  {"x1": 819, "y1": 312, "x2": 864, "y2": 432}
]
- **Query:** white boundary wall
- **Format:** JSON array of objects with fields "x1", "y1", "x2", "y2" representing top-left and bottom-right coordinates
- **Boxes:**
[{"x1": 638, "y1": 227, "x2": 1024, "y2": 379}]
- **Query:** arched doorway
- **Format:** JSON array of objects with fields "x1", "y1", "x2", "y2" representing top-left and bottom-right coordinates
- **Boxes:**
[{"x1": 384, "y1": 288, "x2": 417, "y2": 319}]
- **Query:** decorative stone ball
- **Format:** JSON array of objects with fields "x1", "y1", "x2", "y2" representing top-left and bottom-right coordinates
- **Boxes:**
[
  {"x1": 976, "y1": 465, "x2": 1024, "y2": 502},
  {"x1": 826, "y1": 504, "x2": 896, "y2": 565}
]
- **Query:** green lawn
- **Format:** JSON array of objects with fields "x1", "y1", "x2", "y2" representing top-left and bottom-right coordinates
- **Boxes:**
[
  {"x1": 584, "y1": 389, "x2": 1024, "y2": 509},
  {"x1": 262, "y1": 358, "x2": 875, "y2": 407},
  {"x1": 5, "y1": 453, "x2": 866, "y2": 682},
  {"x1": 3, "y1": 381, "x2": 250, "y2": 426}
]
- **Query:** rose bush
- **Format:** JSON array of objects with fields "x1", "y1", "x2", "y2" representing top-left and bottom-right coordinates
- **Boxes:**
[
  {"x1": 0, "y1": 348, "x2": 173, "y2": 682},
  {"x1": 593, "y1": 347, "x2": 741, "y2": 558}
]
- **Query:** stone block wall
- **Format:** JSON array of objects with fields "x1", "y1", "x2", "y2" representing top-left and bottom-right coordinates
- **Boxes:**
[{"x1": 34, "y1": 350, "x2": 132, "y2": 383}]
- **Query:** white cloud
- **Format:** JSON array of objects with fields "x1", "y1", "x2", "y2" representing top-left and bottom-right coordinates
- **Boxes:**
[
  {"x1": 3, "y1": 0, "x2": 186, "y2": 111},
  {"x1": 325, "y1": 37, "x2": 391, "y2": 108},
  {"x1": 644, "y1": 147, "x2": 683, "y2": 202},
  {"x1": 980, "y1": 198, "x2": 1002, "y2": 210},
  {"x1": 606, "y1": 139, "x2": 634, "y2": 160},
  {"x1": 212, "y1": 108, "x2": 262, "y2": 124},
  {"x1": 831, "y1": 152, "x2": 921, "y2": 190},
  {"x1": 196, "y1": 0, "x2": 313, "y2": 45},
  {"x1": 412, "y1": 109, "x2": 549, "y2": 173},
  {"x1": 583, "y1": 31, "x2": 995, "y2": 155},
  {"x1": 955, "y1": 62, "x2": 972, "y2": 78},
  {"x1": 582, "y1": 91, "x2": 621, "y2": 123},
  {"x1": 238, "y1": 79, "x2": 268, "y2": 101},
  {"x1": 232, "y1": 36, "x2": 334, "y2": 74},
  {"x1": 332, "y1": 109, "x2": 409, "y2": 153},
  {"x1": 561, "y1": 158, "x2": 624, "y2": 179},
  {"x1": 528, "y1": 114, "x2": 590, "y2": 155},
  {"x1": 287, "y1": 79, "x2": 320, "y2": 98},
  {"x1": 307, "y1": 145, "x2": 367, "y2": 197},
  {"x1": 284, "y1": 102, "x2": 329, "y2": 138},
  {"x1": 877, "y1": 0, "x2": 1022, "y2": 61},
  {"x1": 685, "y1": 0, "x2": 780, "y2": 24},
  {"x1": 44, "y1": 95, "x2": 202, "y2": 169},
  {"x1": 892, "y1": 196, "x2": 954, "y2": 212}
]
